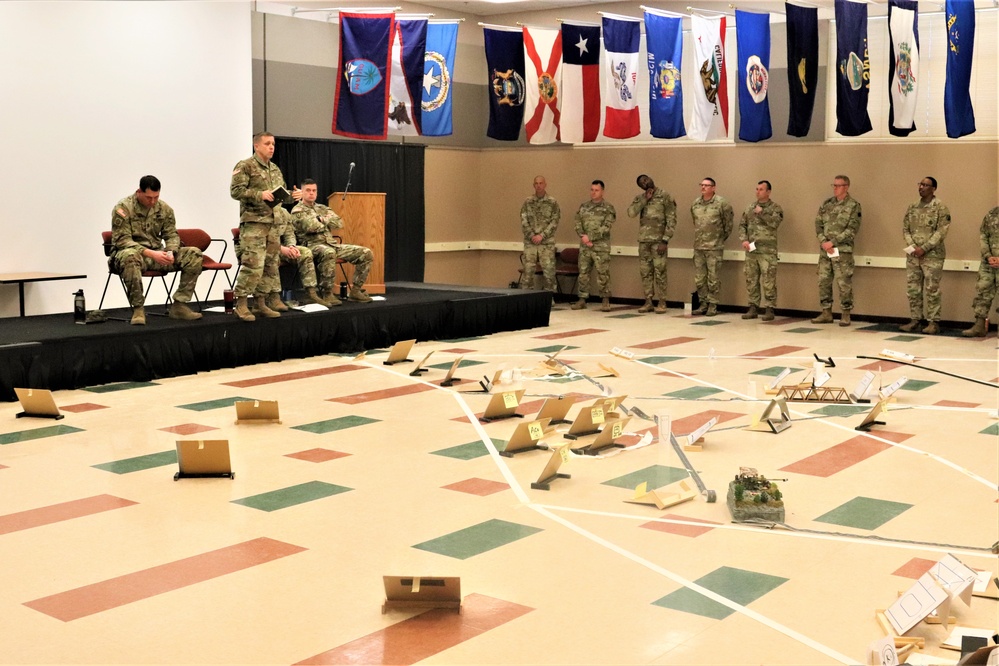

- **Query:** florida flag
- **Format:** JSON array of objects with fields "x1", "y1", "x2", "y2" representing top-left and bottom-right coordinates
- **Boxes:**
[
  {"x1": 523, "y1": 27, "x2": 562, "y2": 144},
  {"x1": 560, "y1": 22, "x2": 600, "y2": 143},
  {"x1": 689, "y1": 14, "x2": 729, "y2": 141},
  {"x1": 602, "y1": 16, "x2": 641, "y2": 139}
]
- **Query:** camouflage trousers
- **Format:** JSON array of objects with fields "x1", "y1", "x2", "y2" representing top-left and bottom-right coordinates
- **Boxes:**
[
  {"x1": 817, "y1": 252, "x2": 854, "y2": 310},
  {"x1": 577, "y1": 246, "x2": 610, "y2": 299},
  {"x1": 309, "y1": 242, "x2": 373, "y2": 294},
  {"x1": 520, "y1": 243, "x2": 556, "y2": 292},
  {"x1": 693, "y1": 249, "x2": 723, "y2": 305},
  {"x1": 111, "y1": 245, "x2": 203, "y2": 307},
  {"x1": 638, "y1": 242, "x2": 667, "y2": 300},
  {"x1": 239, "y1": 245, "x2": 318, "y2": 295},
  {"x1": 234, "y1": 222, "x2": 280, "y2": 298},
  {"x1": 905, "y1": 255, "x2": 944, "y2": 321},
  {"x1": 744, "y1": 251, "x2": 778, "y2": 308},
  {"x1": 971, "y1": 264, "x2": 999, "y2": 319}
]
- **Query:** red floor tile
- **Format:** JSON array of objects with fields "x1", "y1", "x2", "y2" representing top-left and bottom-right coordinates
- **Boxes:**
[
  {"x1": 740, "y1": 345, "x2": 807, "y2": 358},
  {"x1": 223, "y1": 364, "x2": 366, "y2": 388},
  {"x1": 438, "y1": 347, "x2": 477, "y2": 354},
  {"x1": 442, "y1": 478, "x2": 510, "y2": 496},
  {"x1": 285, "y1": 448, "x2": 351, "y2": 463},
  {"x1": 933, "y1": 400, "x2": 981, "y2": 408},
  {"x1": 533, "y1": 328, "x2": 608, "y2": 340},
  {"x1": 328, "y1": 383, "x2": 436, "y2": 405},
  {"x1": 640, "y1": 513, "x2": 721, "y2": 538},
  {"x1": 856, "y1": 360, "x2": 905, "y2": 372},
  {"x1": 892, "y1": 557, "x2": 936, "y2": 579},
  {"x1": 60, "y1": 403, "x2": 108, "y2": 413},
  {"x1": 780, "y1": 431, "x2": 912, "y2": 478},
  {"x1": 670, "y1": 410, "x2": 744, "y2": 436},
  {"x1": 158, "y1": 423, "x2": 219, "y2": 436},
  {"x1": 0, "y1": 495, "x2": 137, "y2": 536},
  {"x1": 630, "y1": 336, "x2": 702, "y2": 350}
]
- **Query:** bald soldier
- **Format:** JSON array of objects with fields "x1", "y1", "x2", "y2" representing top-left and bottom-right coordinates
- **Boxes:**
[
  {"x1": 627, "y1": 174, "x2": 676, "y2": 314},
  {"x1": 519, "y1": 176, "x2": 560, "y2": 293}
]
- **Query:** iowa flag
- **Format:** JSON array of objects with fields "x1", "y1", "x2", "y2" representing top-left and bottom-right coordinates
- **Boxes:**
[
  {"x1": 689, "y1": 14, "x2": 729, "y2": 141},
  {"x1": 333, "y1": 12, "x2": 394, "y2": 139},
  {"x1": 834, "y1": 0, "x2": 872, "y2": 137},
  {"x1": 560, "y1": 22, "x2": 600, "y2": 143},
  {"x1": 735, "y1": 9, "x2": 772, "y2": 143},
  {"x1": 644, "y1": 10, "x2": 685, "y2": 140},
  {"x1": 387, "y1": 18, "x2": 428, "y2": 136},
  {"x1": 944, "y1": 0, "x2": 976, "y2": 138},
  {"x1": 523, "y1": 27, "x2": 562, "y2": 144},
  {"x1": 888, "y1": 0, "x2": 919, "y2": 137},
  {"x1": 602, "y1": 16, "x2": 641, "y2": 139}
]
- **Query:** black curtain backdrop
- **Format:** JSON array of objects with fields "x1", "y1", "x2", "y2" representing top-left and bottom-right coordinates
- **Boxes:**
[{"x1": 274, "y1": 137, "x2": 425, "y2": 282}]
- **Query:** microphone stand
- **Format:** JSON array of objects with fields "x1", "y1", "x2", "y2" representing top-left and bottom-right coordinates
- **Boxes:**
[{"x1": 342, "y1": 165, "x2": 354, "y2": 201}]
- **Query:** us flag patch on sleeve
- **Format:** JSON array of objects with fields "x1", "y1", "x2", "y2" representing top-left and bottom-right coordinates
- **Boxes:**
[{"x1": 116, "y1": 208, "x2": 127, "y2": 217}]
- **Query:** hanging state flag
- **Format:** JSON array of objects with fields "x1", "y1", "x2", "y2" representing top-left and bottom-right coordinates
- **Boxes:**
[
  {"x1": 735, "y1": 9, "x2": 772, "y2": 142},
  {"x1": 559, "y1": 22, "x2": 600, "y2": 143},
  {"x1": 523, "y1": 27, "x2": 562, "y2": 144},
  {"x1": 834, "y1": 0, "x2": 872, "y2": 137},
  {"x1": 422, "y1": 22, "x2": 458, "y2": 137},
  {"x1": 602, "y1": 16, "x2": 641, "y2": 139},
  {"x1": 484, "y1": 26, "x2": 526, "y2": 141},
  {"x1": 888, "y1": 0, "x2": 919, "y2": 137},
  {"x1": 333, "y1": 12, "x2": 394, "y2": 140},
  {"x1": 387, "y1": 18, "x2": 428, "y2": 136},
  {"x1": 785, "y1": 2, "x2": 818, "y2": 137},
  {"x1": 944, "y1": 0, "x2": 976, "y2": 138},
  {"x1": 689, "y1": 14, "x2": 729, "y2": 141},
  {"x1": 644, "y1": 10, "x2": 685, "y2": 140}
]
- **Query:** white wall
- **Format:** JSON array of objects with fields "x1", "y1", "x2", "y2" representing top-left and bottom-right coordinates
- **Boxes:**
[{"x1": 0, "y1": 1, "x2": 254, "y2": 316}]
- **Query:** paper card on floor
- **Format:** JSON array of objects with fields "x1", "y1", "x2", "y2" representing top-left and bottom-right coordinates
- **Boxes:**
[
  {"x1": 867, "y1": 635, "x2": 899, "y2": 666},
  {"x1": 609, "y1": 347, "x2": 635, "y2": 360},
  {"x1": 941, "y1": 626, "x2": 997, "y2": 651},
  {"x1": 687, "y1": 416, "x2": 717, "y2": 444},
  {"x1": 885, "y1": 572, "x2": 950, "y2": 635},
  {"x1": 852, "y1": 371, "x2": 875, "y2": 401},
  {"x1": 972, "y1": 571, "x2": 999, "y2": 599},
  {"x1": 931, "y1": 554, "x2": 979, "y2": 606},
  {"x1": 879, "y1": 349, "x2": 915, "y2": 363},
  {"x1": 879, "y1": 377, "x2": 908, "y2": 400},
  {"x1": 767, "y1": 367, "x2": 791, "y2": 390},
  {"x1": 293, "y1": 303, "x2": 329, "y2": 312}
]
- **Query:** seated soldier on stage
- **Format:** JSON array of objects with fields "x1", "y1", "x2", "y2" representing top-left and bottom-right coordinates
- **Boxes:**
[
  {"x1": 110, "y1": 175, "x2": 203, "y2": 325},
  {"x1": 291, "y1": 178, "x2": 374, "y2": 303}
]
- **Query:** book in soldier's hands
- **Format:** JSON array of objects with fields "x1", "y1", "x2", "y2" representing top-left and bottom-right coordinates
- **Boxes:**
[{"x1": 266, "y1": 186, "x2": 292, "y2": 207}]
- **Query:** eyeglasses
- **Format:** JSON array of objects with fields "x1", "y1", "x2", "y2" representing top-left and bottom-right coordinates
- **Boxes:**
[
  {"x1": 831, "y1": 183, "x2": 847, "y2": 188},
  {"x1": 918, "y1": 182, "x2": 934, "y2": 187},
  {"x1": 699, "y1": 183, "x2": 714, "y2": 187}
]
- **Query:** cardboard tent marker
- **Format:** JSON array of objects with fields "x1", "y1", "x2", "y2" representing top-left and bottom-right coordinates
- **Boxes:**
[
  {"x1": 534, "y1": 395, "x2": 577, "y2": 425},
  {"x1": 572, "y1": 417, "x2": 630, "y2": 455},
  {"x1": 855, "y1": 398, "x2": 888, "y2": 432},
  {"x1": 500, "y1": 418, "x2": 552, "y2": 457},
  {"x1": 764, "y1": 367, "x2": 792, "y2": 395},
  {"x1": 563, "y1": 402, "x2": 606, "y2": 440},
  {"x1": 851, "y1": 371, "x2": 876, "y2": 403},
  {"x1": 440, "y1": 356, "x2": 464, "y2": 387},
  {"x1": 409, "y1": 350, "x2": 435, "y2": 376},
  {"x1": 625, "y1": 480, "x2": 697, "y2": 510},
  {"x1": 531, "y1": 444, "x2": 571, "y2": 491},
  {"x1": 480, "y1": 389, "x2": 526, "y2": 423},
  {"x1": 14, "y1": 388, "x2": 63, "y2": 420},
  {"x1": 883, "y1": 572, "x2": 951, "y2": 636},
  {"x1": 174, "y1": 440, "x2": 233, "y2": 480},
  {"x1": 381, "y1": 576, "x2": 461, "y2": 614},
  {"x1": 383, "y1": 339, "x2": 416, "y2": 366},
  {"x1": 234, "y1": 400, "x2": 281, "y2": 424}
]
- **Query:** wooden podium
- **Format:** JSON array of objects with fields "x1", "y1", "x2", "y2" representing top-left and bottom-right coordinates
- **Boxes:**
[{"x1": 329, "y1": 192, "x2": 386, "y2": 294}]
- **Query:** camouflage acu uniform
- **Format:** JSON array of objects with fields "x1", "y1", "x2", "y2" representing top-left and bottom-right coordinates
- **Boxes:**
[
  {"x1": 110, "y1": 194, "x2": 203, "y2": 306},
  {"x1": 739, "y1": 199, "x2": 783, "y2": 308},
  {"x1": 971, "y1": 207, "x2": 999, "y2": 319},
  {"x1": 902, "y1": 197, "x2": 951, "y2": 322},
  {"x1": 814, "y1": 194, "x2": 862, "y2": 310},
  {"x1": 628, "y1": 188, "x2": 677, "y2": 301},
  {"x1": 292, "y1": 200, "x2": 373, "y2": 295},
  {"x1": 230, "y1": 154, "x2": 286, "y2": 298},
  {"x1": 574, "y1": 200, "x2": 615, "y2": 299},
  {"x1": 519, "y1": 194, "x2": 560, "y2": 291},
  {"x1": 690, "y1": 195, "x2": 734, "y2": 305},
  {"x1": 248, "y1": 206, "x2": 318, "y2": 295}
]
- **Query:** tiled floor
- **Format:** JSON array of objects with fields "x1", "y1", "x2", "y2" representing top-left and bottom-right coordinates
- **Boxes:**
[{"x1": 0, "y1": 306, "x2": 996, "y2": 664}]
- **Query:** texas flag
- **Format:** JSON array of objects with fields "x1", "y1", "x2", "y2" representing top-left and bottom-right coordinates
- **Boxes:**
[
  {"x1": 559, "y1": 21, "x2": 600, "y2": 143},
  {"x1": 602, "y1": 16, "x2": 641, "y2": 139},
  {"x1": 523, "y1": 26, "x2": 562, "y2": 144}
]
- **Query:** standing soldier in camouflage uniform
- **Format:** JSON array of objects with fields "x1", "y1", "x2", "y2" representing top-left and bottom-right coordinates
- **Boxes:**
[
  {"x1": 519, "y1": 175, "x2": 560, "y2": 293},
  {"x1": 961, "y1": 206, "x2": 999, "y2": 338},
  {"x1": 739, "y1": 180, "x2": 783, "y2": 322},
  {"x1": 572, "y1": 180, "x2": 615, "y2": 312},
  {"x1": 249, "y1": 206, "x2": 335, "y2": 312},
  {"x1": 812, "y1": 175, "x2": 862, "y2": 326},
  {"x1": 900, "y1": 177, "x2": 951, "y2": 335},
  {"x1": 230, "y1": 132, "x2": 302, "y2": 322},
  {"x1": 690, "y1": 177, "x2": 733, "y2": 316},
  {"x1": 110, "y1": 175, "x2": 203, "y2": 326},
  {"x1": 628, "y1": 175, "x2": 676, "y2": 314},
  {"x1": 292, "y1": 179, "x2": 374, "y2": 303}
]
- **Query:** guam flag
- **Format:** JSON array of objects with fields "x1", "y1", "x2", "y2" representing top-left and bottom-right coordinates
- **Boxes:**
[
  {"x1": 944, "y1": 0, "x2": 976, "y2": 138},
  {"x1": 602, "y1": 16, "x2": 641, "y2": 139},
  {"x1": 735, "y1": 9, "x2": 772, "y2": 143},
  {"x1": 333, "y1": 12, "x2": 394, "y2": 140},
  {"x1": 888, "y1": 0, "x2": 919, "y2": 137},
  {"x1": 689, "y1": 14, "x2": 728, "y2": 141},
  {"x1": 785, "y1": 2, "x2": 818, "y2": 137},
  {"x1": 644, "y1": 10, "x2": 685, "y2": 139},
  {"x1": 387, "y1": 18, "x2": 428, "y2": 136},
  {"x1": 560, "y1": 21, "x2": 600, "y2": 143},
  {"x1": 422, "y1": 22, "x2": 458, "y2": 137},
  {"x1": 834, "y1": 0, "x2": 872, "y2": 137},
  {"x1": 523, "y1": 26, "x2": 562, "y2": 144},
  {"x1": 484, "y1": 26, "x2": 526, "y2": 141}
]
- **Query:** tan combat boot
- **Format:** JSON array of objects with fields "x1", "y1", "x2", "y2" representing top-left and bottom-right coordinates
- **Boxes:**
[
  {"x1": 325, "y1": 292, "x2": 343, "y2": 307},
  {"x1": 266, "y1": 293, "x2": 289, "y2": 312},
  {"x1": 761, "y1": 307, "x2": 775, "y2": 322},
  {"x1": 899, "y1": 319, "x2": 920, "y2": 333},
  {"x1": 693, "y1": 303, "x2": 707, "y2": 315},
  {"x1": 600, "y1": 297, "x2": 611, "y2": 312},
  {"x1": 168, "y1": 302, "x2": 203, "y2": 321},
  {"x1": 922, "y1": 321, "x2": 939, "y2": 335},
  {"x1": 741, "y1": 305, "x2": 758, "y2": 320},
  {"x1": 655, "y1": 300, "x2": 667, "y2": 314},
  {"x1": 638, "y1": 299, "x2": 654, "y2": 314},
  {"x1": 300, "y1": 288, "x2": 332, "y2": 307},
  {"x1": 254, "y1": 294, "x2": 280, "y2": 318},
  {"x1": 130, "y1": 306, "x2": 146, "y2": 326},
  {"x1": 705, "y1": 303, "x2": 718, "y2": 317},
  {"x1": 962, "y1": 318, "x2": 986, "y2": 338},
  {"x1": 811, "y1": 309, "x2": 833, "y2": 324},
  {"x1": 839, "y1": 310, "x2": 851, "y2": 327},
  {"x1": 348, "y1": 286, "x2": 373, "y2": 303},
  {"x1": 570, "y1": 298, "x2": 586, "y2": 310},
  {"x1": 234, "y1": 296, "x2": 255, "y2": 322}
]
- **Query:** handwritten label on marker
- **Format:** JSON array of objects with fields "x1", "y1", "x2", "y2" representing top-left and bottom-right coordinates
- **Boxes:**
[
  {"x1": 528, "y1": 421, "x2": 544, "y2": 440},
  {"x1": 559, "y1": 446, "x2": 570, "y2": 463},
  {"x1": 591, "y1": 406, "x2": 604, "y2": 424},
  {"x1": 611, "y1": 421, "x2": 623, "y2": 438},
  {"x1": 502, "y1": 392, "x2": 518, "y2": 409}
]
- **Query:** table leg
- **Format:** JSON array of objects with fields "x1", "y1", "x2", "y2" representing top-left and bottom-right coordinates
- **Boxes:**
[{"x1": 18, "y1": 282, "x2": 25, "y2": 317}]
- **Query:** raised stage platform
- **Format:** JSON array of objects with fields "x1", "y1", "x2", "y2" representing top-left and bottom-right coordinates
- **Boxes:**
[{"x1": 0, "y1": 282, "x2": 551, "y2": 401}]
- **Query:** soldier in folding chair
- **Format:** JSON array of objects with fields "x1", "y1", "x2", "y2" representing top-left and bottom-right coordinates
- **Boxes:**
[
  {"x1": 252, "y1": 206, "x2": 336, "y2": 313},
  {"x1": 110, "y1": 175, "x2": 203, "y2": 325}
]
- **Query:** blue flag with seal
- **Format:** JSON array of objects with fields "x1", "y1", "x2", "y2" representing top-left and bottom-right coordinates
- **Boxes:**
[
  {"x1": 333, "y1": 12, "x2": 394, "y2": 140},
  {"x1": 735, "y1": 9, "x2": 772, "y2": 142},
  {"x1": 834, "y1": 0, "x2": 872, "y2": 137},
  {"x1": 422, "y1": 22, "x2": 458, "y2": 137},
  {"x1": 483, "y1": 27, "x2": 526, "y2": 141},
  {"x1": 785, "y1": 2, "x2": 818, "y2": 137},
  {"x1": 643, "y1": 10, "x2": 685, "y2": 139},
  {"x1": 887, "y1": 0, "x2": 919, "y2": 137},
  {"x1": 944, "y1": 0, "x2": 976, "y2": 138}
]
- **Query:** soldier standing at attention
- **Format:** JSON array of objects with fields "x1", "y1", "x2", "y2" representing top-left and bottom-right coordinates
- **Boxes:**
[
  {"x1": 812, "y1": 174, "x2": 861, "y2": 326},
  {"x1": 900, "y1": 177, "x2": 951, "y2": 335},
  {"x1": 519, "y1": 175, "x2": 560, "y2": 293},
  {"x1": 739, "y1": 180, "x2": 783, "y2": 322},
  {"x1": 627, "y1": 174, "x2": 676, "y2": 314},
  {"x1": 230, "y1": 132, "x2": 301, "y2": 322},
  {"x1": 690, "y1": 177, "x2": 733, "y2": 316},
  {"x1": 962, "y1": 207, "x2": 999, "y2": 338},
  {"x1": 572, "y1": 180, "x2": 615, "y2": 312},
  {"x1": 251, "y1": 206, "x2": 335, "y2": 312}
]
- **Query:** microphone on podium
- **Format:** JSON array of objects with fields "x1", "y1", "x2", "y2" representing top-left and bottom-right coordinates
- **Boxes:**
[{"x1": 342, "y1": 162, "x2": 356, "y2": 200}]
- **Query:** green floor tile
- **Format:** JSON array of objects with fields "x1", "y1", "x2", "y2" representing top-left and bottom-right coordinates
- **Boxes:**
[
  {"x1": 899, "y1": 379, "x2": 937, "y2": 391},
  {"x1": 652, "y1": 587, "x2": 733, "y2": 619},
  {"x1": 751, "y1": 366, "x2": 800, "y2": 377},
  {"x1": 980, "y1": 423, "x2": 999, "y2": 436},
  {"x1": 527, "y1": 345, "x2": 579, "y2": 353},
  {"x1": 603, "y1": 464, "x2": 689, "y2": 490},
  {"x1": 293, "y1": 415, "x2": 380, "y2": 434},
  {"x1": 427, "y1": 359, "x2": 486, "y2": 371},
  {"x1": 93, "y1": 450, "x2": 177, "y2": 474},
  {"x1": 607, "y1": 313, "x2": 641, "y2": 319},
  {"x1": 177, "y1": 396, "x2": 256, "y2": 412},
  {"x1": 664, "y1": 386, "x2": 722, "y2": 400},
  {"x1": 83, "y1": 381, "x2": 159, "y2": 394},
  {"x1": 546, "y1": 376, "x2": 582, "y2": 384},
  {"x1": 885, "y1": 335, "x2": 920, "y2": 342},
  {"x1": 691, "y1": 320, "x2": 727, "y2": 326},
  {"x1": 808, "y1": 404, "x2": 872, "y2": 417},
  {"x1": 232, "y1": 480, "x2": 351, "y2": 512},
  {"x1": 412, "y1": 518, "x2": 543, "y2": 560},
  {"x1": 786, "y1": 327, "x2": 820, "y2": 333},
  {"x1": 0, "y1": 425, "x2": 84, "y2": 445},
  {"x1": 440, "y1": 336, "x2": 485, "y2": 343},
  {"x1": 653, "y1": 566, "x2": 789, "y2": 619},
  {"x1": 640, "y1": 356, "x2": 682, "y2": 365},
  {"x1": 431, "y1": 439, "x2": 503, "y2": 460},
  {"x1": 815, "y1": 496, "x2": 913, "y2": 530},
  {"x1": 857, "y1": 323, "x2": 896, "y2": 333}
]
